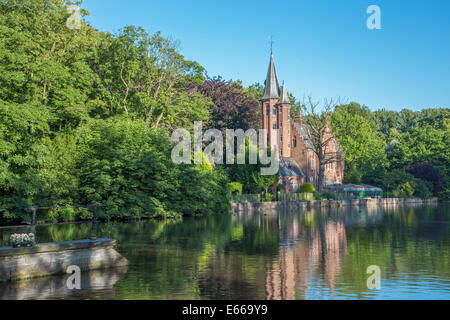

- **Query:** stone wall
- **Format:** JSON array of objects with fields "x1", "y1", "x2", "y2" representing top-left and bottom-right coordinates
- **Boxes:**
[
  {"x1": 0, "y1": 239, "x2": 129, "y2": 282},
  {"x1": 231, "y1": 198, "x2": 439, "y2": 214}
]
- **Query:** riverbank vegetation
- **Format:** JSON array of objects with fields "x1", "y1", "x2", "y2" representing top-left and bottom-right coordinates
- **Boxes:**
[{"x1": 0, "y1": 0, "x2": 448, "y2": 224}]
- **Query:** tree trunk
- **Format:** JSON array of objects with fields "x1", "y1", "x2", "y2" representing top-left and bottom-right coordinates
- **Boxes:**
[{"x1": 318, "y1": 165, "x2": 325, "y2": 193}]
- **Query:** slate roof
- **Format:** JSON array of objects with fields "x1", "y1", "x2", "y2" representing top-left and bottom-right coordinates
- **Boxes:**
[
  {"x1": 261, "y1": 55, "x2": 280, "y2": 101},
  {"x1": 279, "y1": 158, "x2": 306, "y2": 177},
  {"x1": 292, "y1": 121, "x2": 345, "y2": 154},
  {"x1": 279, "y1": 83, "x2": 290, "y2": 104}
]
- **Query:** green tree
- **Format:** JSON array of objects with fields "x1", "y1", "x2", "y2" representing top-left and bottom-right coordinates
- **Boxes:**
[{"x1": 331, "y1": 103, "x2": 387, "y2": 184}]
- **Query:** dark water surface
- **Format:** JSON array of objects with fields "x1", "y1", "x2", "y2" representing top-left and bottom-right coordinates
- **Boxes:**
[{"x1": 1, "y1": 204, "x2": 449, "y2": 300}]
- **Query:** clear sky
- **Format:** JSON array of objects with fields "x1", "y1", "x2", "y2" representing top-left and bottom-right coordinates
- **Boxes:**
[{"x1": 82, "y1": 0, "x2": 450, "y2": 112}]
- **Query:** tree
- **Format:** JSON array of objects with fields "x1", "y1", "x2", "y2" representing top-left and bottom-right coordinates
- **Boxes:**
[
  {"x1": 406, "y1": 162, "x2": 443, "y2": 196},
  {"x1": 225, "y1": 139, "x2": 278, "y2": 194},
  {"x1": 96, "y1": 26, "x2": 210, "y2": 129},
  {"x1": 301, "y1": 97, "x2": 344, "y2": 192},
  {"x1": 373, "y1": 109, "x2": 400, "y2": 142},
  {"x1": 197, "y1": 77, "x2": 260, "y2": 132},
  {"x1": 331, "y1": 103, "x2": 387, "y2": 184}
]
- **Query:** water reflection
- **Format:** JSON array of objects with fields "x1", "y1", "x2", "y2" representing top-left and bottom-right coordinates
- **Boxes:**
[
  {"x1": 0, "y1": 267, "x2": 128, "y2": 300},
  {"x1": 265, "y1": 215, "x2": 348, "y2": 300},
  {"x1": 0, "y1": 204, "x2": 449, "y2": 300}
]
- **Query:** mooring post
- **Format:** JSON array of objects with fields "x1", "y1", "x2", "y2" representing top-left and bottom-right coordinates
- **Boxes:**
[
  {"x1": 90, "y1": 204, "x2": 99, "y2": 241},
  {"x1": 31, "y1": 206, "x2": 38, "y2": 226}
]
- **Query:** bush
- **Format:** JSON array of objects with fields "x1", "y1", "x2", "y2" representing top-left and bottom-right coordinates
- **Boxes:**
[
  {"x1": 299, "y1": 183, "x2": 315, "y2": 193},
  {"x1": 277, "y1": 184, "x2": 286, "y2": 194},
  {"x1": 263, "y1": 193, "x2": 276, "y2": 202},
  {"x1": 321, "y1": 192, "x2": 335, "y2": 200},
  {"x1": 227, "y1": 182, "x2": 243, "y2": 195},
  {"x1": 438, "y1": 189, "x2": 450, "y2": 200},
  {"x1": 413, "y1": 180, "x2": 433, "y2": 199},
  {"x1": 406, "y1": 162, "x2": 443, "y2": 196},
  {"x1": 393, "y1": 181, "x2": 415, "y2": 198}
]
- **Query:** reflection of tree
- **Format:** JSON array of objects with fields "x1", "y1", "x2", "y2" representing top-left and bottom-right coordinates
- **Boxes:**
[
  {"x1": 2, "y1": 204, "x2": 447, "y2": 300},
  {"x1": 265, "y1": 213, "x2": 348, "y2": 300}
]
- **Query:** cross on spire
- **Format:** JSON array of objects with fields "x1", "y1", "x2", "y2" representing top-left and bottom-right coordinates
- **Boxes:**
[{"x1": 269, "y1": 35, "x2": 274, "y2": 54}]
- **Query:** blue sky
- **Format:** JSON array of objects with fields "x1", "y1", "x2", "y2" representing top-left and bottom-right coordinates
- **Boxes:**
[{"x1": 82, "y1": 0, "x2": 450, "y2": 111}]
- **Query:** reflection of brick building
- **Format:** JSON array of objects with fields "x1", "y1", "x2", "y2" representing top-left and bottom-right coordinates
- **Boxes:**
[
  {"x1": 261, "y1": 55, "x2": 345, "y2": 192},
  {"x1": 265, "y1": 216, "x2": 347, "y2": 300}
]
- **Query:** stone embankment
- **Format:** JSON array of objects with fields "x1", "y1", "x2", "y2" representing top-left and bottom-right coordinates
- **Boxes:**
[{"x1": 231, "y1": 198, "x2": 438, "y2": 214}]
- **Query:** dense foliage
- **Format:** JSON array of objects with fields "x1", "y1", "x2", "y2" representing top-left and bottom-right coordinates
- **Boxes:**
[
  {"x1": 0, "y1": 1, "x2": 448, "y2": 224},
  {"x1": 330, "y1": 103, "x2": 449, "y2": 199},
  {"x1": 0, "y1": 0, "x2": 229, "y2": 223}
]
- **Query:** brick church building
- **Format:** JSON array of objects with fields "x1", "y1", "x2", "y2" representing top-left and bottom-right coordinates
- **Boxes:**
[{"x1": 261, "y1": 54, "x2": 345, "y2": 193}]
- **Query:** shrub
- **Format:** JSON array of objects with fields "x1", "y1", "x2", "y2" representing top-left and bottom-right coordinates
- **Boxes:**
[
  {"x1": 393, "y1": 181, "x2": 415, "y2": 198},
  {"x1": 406, "y1": 162, "x2": 443, "y2": 196},
  {"x1": 277, "y1": 184, "x2": 286, "y2": 194},
  {"x1": 299, "y1": 183, "x2": 315, "y2": 193},
  {"x1": 413, "y1": 180, "x2": 433, "y2": 199},
  {"x1": 227, "y1": 182, "x2": 243, "y2": 195},
  {"x1": 263, "y1": 193, "x2": 276, "y2": 202},
  {"x1": 321, "y1": 192, "x2": 335, "y2": 200}
]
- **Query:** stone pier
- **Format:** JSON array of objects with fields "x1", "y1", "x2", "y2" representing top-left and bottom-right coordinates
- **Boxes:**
[{"x1": 0, "y1": 239, "x2": 129, "y2": 282}]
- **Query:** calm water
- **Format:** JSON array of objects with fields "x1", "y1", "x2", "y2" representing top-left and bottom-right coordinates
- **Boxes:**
[{"x1": 0, "y1": 204, "x2": 449, "y2": 300}]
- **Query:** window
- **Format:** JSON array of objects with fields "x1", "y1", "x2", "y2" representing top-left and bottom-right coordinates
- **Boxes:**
[
  {"x1": 280, "y1": 134, "x2": 283, "y2": 142},
  {"x1": 273, "y1": 123, "x2": 276, "y2": 130},
  {"x1": 266, "y1": 106, "x2": 270, "y2": 116},
  {"x1": 309, "y1": 154, "x2": 314, "y2": 171},
  {"x1": 293, "y1": 136, "x2": 297, "y2": 148},
  {"x1": 272, "y1": 108, "x2": 276, "y2": 116}
]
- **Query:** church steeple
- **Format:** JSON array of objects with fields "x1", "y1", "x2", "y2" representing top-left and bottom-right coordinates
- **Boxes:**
[
  {"x1": 261, "y1": 54, "x2": 280, "y2": 101},
  {"x1": 279, "y1": 82, "x2": 290, "y2": 104}
]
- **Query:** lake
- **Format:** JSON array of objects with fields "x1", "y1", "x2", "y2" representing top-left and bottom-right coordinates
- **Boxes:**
[{"x1": 0, "y1": 204, "x2": 449, "y2": 300}]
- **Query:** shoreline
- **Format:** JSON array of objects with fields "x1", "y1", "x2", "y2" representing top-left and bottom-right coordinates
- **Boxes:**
[{"x1": 231, "y1": 197, "x2": 440, "y2": 214}]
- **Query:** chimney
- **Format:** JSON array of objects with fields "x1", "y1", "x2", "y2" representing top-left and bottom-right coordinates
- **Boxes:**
[{"x1": 295, "y1": 109, "x2": 303, "y2": 126}]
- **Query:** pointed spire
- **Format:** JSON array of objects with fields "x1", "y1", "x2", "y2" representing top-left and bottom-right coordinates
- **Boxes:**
[
  {"x1": 279, "y1": 82, "x2": 290, "y2": 104},
  {"x1": 261, "y1": 54, "x2": 280, "y2": 101}
]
